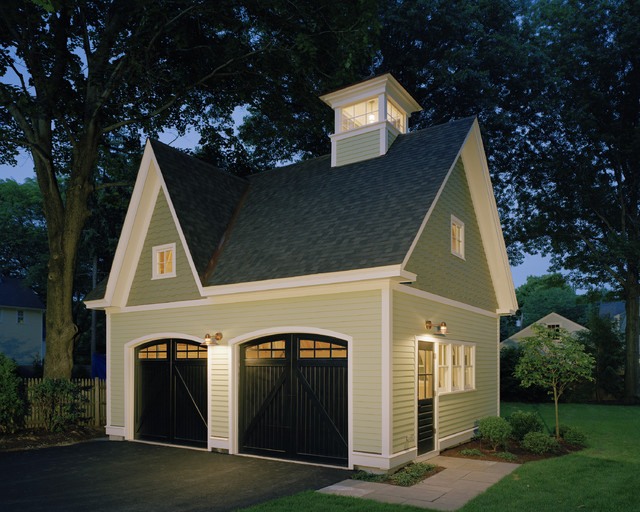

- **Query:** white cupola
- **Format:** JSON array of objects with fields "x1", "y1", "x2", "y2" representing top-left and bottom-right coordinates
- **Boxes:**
[{"x1": 319, "y1": 74, "x2": 422, "y2": 167}]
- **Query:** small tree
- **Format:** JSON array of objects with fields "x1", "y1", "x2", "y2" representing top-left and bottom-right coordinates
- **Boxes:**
[{"x1": 515, "y1": 324, "x2": 594, "y2": 438}]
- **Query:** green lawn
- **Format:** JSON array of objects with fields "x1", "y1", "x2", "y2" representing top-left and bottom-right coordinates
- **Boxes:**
[{"x1": 238, "y1": 403, "x2": 640, "y2": 511}]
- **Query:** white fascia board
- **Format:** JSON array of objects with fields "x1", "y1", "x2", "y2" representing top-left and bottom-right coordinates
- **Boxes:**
[
  {"x1": 202, "y1": 265, "x2": 416, "y2": 297},
  {"x1": 320, "y1": 74, "x2": 422, "y2": 114},
  {"x1": 461, "y1": 120, "x2": 517, "y2": 314},
  {"x1": 98, "y1": 140, "x2": 157, "y2": 308}
]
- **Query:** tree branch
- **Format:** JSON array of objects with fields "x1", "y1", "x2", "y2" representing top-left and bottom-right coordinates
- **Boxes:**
[
  {"x1": 93, "y1": 181, "x2": 134, "y2": 191},
  {"x1": 101, "y1": 45, "x2": 270, "y2": 135}
]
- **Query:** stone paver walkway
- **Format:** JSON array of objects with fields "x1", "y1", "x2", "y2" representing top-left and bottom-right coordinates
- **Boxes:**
[{"x1": 318, "y1": 455, "x2": 520, "y2": 510}]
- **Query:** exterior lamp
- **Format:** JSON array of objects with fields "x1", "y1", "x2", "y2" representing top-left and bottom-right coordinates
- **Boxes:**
[
  {"x1": 425, "y1": 321, "x2": 448, "y2": 335},
  {"x1": 203, "y1": 332, "x2": 223, "y2": 345}
]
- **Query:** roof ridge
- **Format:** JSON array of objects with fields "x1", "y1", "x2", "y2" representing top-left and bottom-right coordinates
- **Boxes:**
[{"x1": 148, "y1": 139, "x2": 249, "y2": 185}]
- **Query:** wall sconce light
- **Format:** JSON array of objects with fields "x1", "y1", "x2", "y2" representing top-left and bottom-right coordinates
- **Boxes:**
[
  {"x1": 203, "y1": 332, "x2": 223, "y2": 345},
  {"x1": 425, "y1": 321, "x2": 448, "y2": 335}
]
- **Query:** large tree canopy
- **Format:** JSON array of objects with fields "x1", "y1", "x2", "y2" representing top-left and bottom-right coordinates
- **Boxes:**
[
  {"x1": 0, "y1": 0, "x2": 377, "y2": 377},
  {"x1": 504, "y1": 0, "x2": 640, "y2": 400}
]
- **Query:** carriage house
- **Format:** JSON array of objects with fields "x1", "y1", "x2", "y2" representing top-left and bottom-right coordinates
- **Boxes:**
[{"x1": 85, "y1": 74, "x2": 517, "y2": 471}]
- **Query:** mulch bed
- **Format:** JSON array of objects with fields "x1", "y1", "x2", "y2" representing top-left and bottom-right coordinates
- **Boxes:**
[
  {"x1": 0, "y1": 425, "x2": 106, "y2": 452},
  {"x1": 442, "y1": 438, "x2": 583, "y2": 464}
]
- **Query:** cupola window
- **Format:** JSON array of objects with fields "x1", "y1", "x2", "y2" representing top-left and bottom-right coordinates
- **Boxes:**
[
  {"x1": 387, "y1": 101, "x2": 406, "y2": 132},
  {"x1": 341, "y1": 97, "x2": 379, "y2": 132}
]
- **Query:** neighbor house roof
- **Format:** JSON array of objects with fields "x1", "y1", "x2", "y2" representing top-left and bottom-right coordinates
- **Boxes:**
[
  {"x1": 501, "y1": 312, "x2": 588, "y2": 349},
  {"x1": 0, "y1": 277, "x2": 45, "y2": 310}
]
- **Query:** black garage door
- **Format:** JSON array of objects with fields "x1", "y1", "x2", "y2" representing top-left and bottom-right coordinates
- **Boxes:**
[
  {"x1": 239, "y1": 334, "x2": 348, "y2": 466},
  {"x1": 135, "y1": 339, "x2": 208, "y2": 447}
]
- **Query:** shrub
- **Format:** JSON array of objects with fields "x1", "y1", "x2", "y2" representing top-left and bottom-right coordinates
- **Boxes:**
[
  {"x1": 31, "y1": 378, "x2": 87, "y2": 432},
  {"x1": 390, "y1": 463, "x2": 436, "y2": 487},
  {"x1": 460, "y1": 448, "x2": 484, "y2": 457},
  {"x1": 521, "y1": 431, "x2": 559, "y2": 454},
  {"x1": 478, "y1": 416, "x2": 512, "y2": 452},
  {"x1": 507, "y1": 410, "x2": 544, "y2": 441},
  {"x1": 351, "y1": 471, "x2": 385, "y2": 482},
  {"x1": 0, "y1": 353, "x2": 27, "y2": 433},
  {"x1": 496, "y1": 451, "x2": 519, "y2": 461},
  {"x1": 559, "y1": 424, "x2": 587, "y2": 446}
]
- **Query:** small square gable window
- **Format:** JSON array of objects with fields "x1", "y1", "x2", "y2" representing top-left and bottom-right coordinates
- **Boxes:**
[
  {"x1": 451, "y1": 215, "x2": 465, "y2": 259},
  {"x1": 152, "y1": 243, "x2": 176, "y2": 279}
]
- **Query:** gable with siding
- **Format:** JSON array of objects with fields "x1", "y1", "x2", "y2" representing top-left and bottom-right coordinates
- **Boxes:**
[
  {"x1": 405, "y1": 157, "x2": 498, "y2": 312},
  {"x1": 126, "y1": 188, "x2": 201, "y2": 306}
]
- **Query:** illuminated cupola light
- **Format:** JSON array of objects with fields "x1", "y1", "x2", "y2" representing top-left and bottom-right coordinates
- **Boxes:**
[{"x1": 319, "y1": 74, "x2": 422, "y2": 167}]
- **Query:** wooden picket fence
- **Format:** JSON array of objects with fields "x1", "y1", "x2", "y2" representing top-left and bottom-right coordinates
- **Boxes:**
[{"x1": 23, "y1": 377, "x2": 107, "y2": 428}]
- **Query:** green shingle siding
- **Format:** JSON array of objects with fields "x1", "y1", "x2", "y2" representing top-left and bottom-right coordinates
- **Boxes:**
[
  {"x1": 405, "y1": 158, "x2": 498, "y2": 312},
  {"x1": 109, "y1": 289, "x2": 384, "y2": 453},
  {"x1": 126, "y1": 189, "x2": 201, "y2": 306},
  {"x1": 335, "y1": 130, "x2": 380, "y2": 166},
  {"x1": 392, "y1": 289, "x2": 498, "y2": 452}
]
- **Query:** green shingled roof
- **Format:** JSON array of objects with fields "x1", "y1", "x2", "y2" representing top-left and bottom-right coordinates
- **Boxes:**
[
  {"x1": 207, "y1": 117, "x2": 475, "y2": 285},
  {"x1": 149, "y1": 140, "x2": 249, "y2": 276},
  {"x1": 86, "y1": 116, "x2": 476, "y2": 302}
]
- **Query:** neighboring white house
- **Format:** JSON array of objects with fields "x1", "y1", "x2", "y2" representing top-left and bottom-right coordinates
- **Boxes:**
[
  {"x1": 501, "y1": 312, "x2": 588, "y2": 349},
  {"x1": 0, "y1": 276, "x2": 45, "y2": 366}
]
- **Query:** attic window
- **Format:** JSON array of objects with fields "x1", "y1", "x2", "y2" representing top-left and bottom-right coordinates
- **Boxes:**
[
  {"x1": 451, "y1": 215, "x2": 465, "y2": 259},
  {"x1": 341, "y1": 97, "x2": 379, "y2": 131},
  {"x1": 152, "y1": 243, "x2": 176, "y2": 279},
  {"x1": 17, "y1": 310, "x2": 24, "y2": 324}
]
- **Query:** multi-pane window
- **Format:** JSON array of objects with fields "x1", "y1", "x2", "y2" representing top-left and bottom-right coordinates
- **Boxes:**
[
  {"x1": 341, "y1": 97, "x2": 379, "y2": 131},
  {"x1": 438, "y1": 342, "x2": 475, "y2": 393},
  {"x1": 299, "y1": 339, "x2": 347, "y2": 359},
  {"x1": 451, "y1": 344, "x2": 463, "y2": 390},
  {"x1": 138, "y1": 343, "x2": 168, "y2": 359},
  {"x1": 438, "y1": 344, "x2": 449, "y2": 393},
  {"x1": 245, "y1": 340, "x2": 286, "y2": 359},
  {"x1": 152, "y1": 243, "x2": 176, "y2": 279},
  {"x1": 451, "y1": 215, "x2": 465, "y2": 259},
  {"x1": 175, "y1": 343, "x2": 208, "y2": 359},
  {"x1": 16, "y1": 310, "x2": 24, "y2": 324},
  {"x1": 464, "y1": 345, "x2": 474, "y2": 390},
  {"x1": 387, "y1": 101, "x2": 406, "y2": 132}
]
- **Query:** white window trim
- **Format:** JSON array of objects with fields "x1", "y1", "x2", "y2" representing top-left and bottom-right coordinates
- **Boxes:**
[
  {"x1": 152, "y1": 243, "x2": 176, "y2": 280},
  {"x1": 451, "y1": 215, "x2": 465, "y2": 260},
  {"x1": 437, "y1": 341, "x2": 475, "y2": 394}
]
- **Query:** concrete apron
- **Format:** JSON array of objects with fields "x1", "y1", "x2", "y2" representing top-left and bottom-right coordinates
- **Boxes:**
[{"x1": 318, "y1": 455, "x2": 520, "y2": 510}]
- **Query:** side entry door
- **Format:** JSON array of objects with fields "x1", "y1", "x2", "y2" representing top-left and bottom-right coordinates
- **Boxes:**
[{"x1": 417, "y1": 341, "x2": 435, "y2": 454}]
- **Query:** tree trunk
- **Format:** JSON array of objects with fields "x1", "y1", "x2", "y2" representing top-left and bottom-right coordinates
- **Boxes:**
[
  {"x1": 553, "y1": 385, "x2": 559, "y2": 439},
  {"x1": 40, "y1": 138, "x2": 98, "y2": 379},
  {"x1": 623, "y1": 283, "x2": 640, "y2": 403}
]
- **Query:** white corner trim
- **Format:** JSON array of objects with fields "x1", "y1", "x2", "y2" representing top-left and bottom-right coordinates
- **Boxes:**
[
  {"x1": 203, "y1": 266, "x2": 416, "y2": 296},
  {"x1": 394, "y1": 284, "x2": 498, "y2": 318},
  {"x1": 381, "y1": 282, "x2": 393, "y2": 458}
]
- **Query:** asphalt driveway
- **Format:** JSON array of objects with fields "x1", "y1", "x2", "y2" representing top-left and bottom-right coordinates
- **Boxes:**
[{"x1": 0, "y1": 440, "x2": 351, "y2": 512}]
